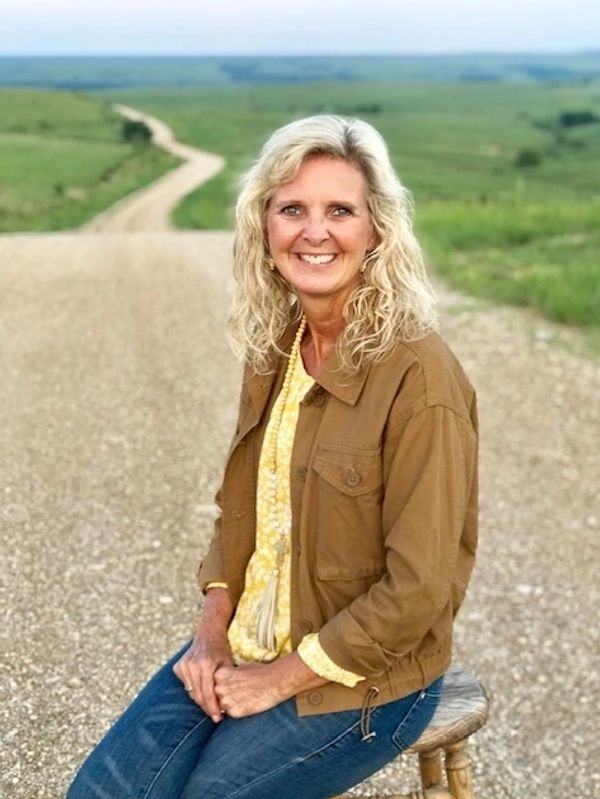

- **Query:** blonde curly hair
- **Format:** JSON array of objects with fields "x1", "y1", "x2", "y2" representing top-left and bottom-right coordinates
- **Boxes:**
[{"x1": 228, "y1": 114, "x2": 439, "y2": 373}]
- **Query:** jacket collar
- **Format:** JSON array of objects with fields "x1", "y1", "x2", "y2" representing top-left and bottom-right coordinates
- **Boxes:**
[{"x1": 246, "y1": 316, "x2": 370, "y2": 411}]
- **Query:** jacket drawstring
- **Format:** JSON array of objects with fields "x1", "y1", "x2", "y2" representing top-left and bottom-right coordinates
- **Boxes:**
[{"x1": 360, "y1": 685, "x2": 380, "y2": 742}]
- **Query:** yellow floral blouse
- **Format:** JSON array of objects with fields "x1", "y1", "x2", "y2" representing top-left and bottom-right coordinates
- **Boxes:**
[{"x1": 207, "y1": 345, "x2": 364, "y2": 688}]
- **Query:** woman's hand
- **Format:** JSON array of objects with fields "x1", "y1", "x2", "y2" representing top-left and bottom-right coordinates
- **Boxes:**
[
  {"x1": 173, "y1": 587, "x2": 234, "y2": 722},
  {"x1": 213, "y1": 662, "x2": 284, "y2": 717},
  {"x1": 214, "y1": 652, "x2": 327, "y2": 718}
]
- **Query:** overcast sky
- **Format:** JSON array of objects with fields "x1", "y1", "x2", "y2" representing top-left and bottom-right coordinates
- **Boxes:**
[{"x1": 1, "y1": 0, "x2": 599, "y2": 56}]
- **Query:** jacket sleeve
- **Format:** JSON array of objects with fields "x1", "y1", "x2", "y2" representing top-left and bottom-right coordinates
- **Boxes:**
[
  {"x1": 196, "y1": 484, "x2": 227, "y2": 593},
  {"x1": 196, "y1": 367, "x2": 249, "y2": 593},
  {"x1": 317, "y1": 402, "x2": 478, "y2": 678}
]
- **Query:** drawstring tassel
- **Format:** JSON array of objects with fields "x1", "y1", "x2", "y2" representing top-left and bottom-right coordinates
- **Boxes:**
[
  {"x1": 255, "y1": 570, "x2": 279, "y2": 651},
  {"x1": 360, "y1": 686, "x2": 380, "y2": 742}
]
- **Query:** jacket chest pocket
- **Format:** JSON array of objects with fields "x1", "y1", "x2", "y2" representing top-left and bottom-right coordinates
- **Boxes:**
[{"x1": 312, "y1": 444, "x2": 385, "y2": 581}]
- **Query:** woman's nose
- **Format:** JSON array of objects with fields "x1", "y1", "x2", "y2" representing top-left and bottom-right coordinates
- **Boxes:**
[{"x1": 301, "y1": 214, "x2": 330, "y2": 244}]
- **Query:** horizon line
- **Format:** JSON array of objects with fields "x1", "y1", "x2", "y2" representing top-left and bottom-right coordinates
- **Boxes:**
[{"x1": 1, "y1": 48, "x2": 599, "y2": 59}]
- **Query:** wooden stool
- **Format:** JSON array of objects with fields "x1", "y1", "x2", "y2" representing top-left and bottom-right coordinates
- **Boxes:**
[{"x1": 337, "y1": 665, "x2": 489, "y2": 799}]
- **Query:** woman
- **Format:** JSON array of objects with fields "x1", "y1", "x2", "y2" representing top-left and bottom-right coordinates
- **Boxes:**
[{"x1": 68, "y1": 115, "x2": 478, "y2": 799}]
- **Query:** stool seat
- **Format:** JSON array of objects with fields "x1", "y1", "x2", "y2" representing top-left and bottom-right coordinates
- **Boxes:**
[
  {"x1": 337, "y1": 665, "x2": 489, "y2": 798},
  {"x1": 408, "y1": 664, "x2": 489, "y2": 753}
]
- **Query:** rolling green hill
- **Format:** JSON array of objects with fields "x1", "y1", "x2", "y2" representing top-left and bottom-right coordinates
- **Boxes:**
[{"x1": 0, "y1": 88, "x2": 178, "y2": 231}]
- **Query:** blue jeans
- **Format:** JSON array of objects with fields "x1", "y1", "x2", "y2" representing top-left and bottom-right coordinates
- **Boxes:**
[{"x1": 67, "y1": 641, "x2": 443, "y2": 799}]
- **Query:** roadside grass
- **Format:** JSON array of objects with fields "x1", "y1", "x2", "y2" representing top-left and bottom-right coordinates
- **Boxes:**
[
  {"x1": 416, "y1": 200, "x2": 600, "y2": 251},
  {"x1": 419, "y1": 206, "x2": 600, "y2": 353},
  {"x1": 424, "y1": 228, "x2": 600, "y2": 326},
  {"x1": 0, "y1": 88, "x2": 179, "y2": 231}
]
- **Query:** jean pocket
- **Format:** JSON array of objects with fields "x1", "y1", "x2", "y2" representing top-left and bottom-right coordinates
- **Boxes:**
[{"x1": 391, "y1": 676, "x2": 444, "y2": 751}]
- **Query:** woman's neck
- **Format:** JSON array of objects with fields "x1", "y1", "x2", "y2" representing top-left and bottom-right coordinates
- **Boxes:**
[{"x1": 299, "y1": 302, "x2": 346, "y2": 377}]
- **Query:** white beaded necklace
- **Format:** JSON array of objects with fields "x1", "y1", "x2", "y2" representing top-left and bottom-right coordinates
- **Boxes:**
[{"x1": 255, "y1": 314, "x2": 308, "y2": 651}]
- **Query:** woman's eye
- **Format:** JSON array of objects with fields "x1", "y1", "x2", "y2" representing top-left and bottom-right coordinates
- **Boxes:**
[
  {"x1": 332, "y1": 206, "x2": 351, "y2": 217},
  {"x1": 281, "y1": 206, "x2": 301, "y2": 216}
]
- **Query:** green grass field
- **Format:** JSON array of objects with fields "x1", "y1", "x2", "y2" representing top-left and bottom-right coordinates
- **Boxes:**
[
  {"x1": 0, "y1": 80, "x2": 598, "y2": 346},
  {"x1": 0, "y1": 88, "x2": 179, "y2": 231}
]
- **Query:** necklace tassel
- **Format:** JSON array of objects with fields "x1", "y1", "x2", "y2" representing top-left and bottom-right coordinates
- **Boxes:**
[
  {"x1": 255, "y1": 571, "x2": 279, "y2": 651},
  {"x1": 254, "y1": 315, "x2": 307, "y2": 654}
]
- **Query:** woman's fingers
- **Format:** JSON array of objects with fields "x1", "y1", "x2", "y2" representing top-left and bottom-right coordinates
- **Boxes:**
[
  {"x1": 173, "y1": 650, "x2": 198, "y2": 697},
  {"x1": 172, "y1": 645, "x2": 226, "y2": 722},
  {"x1": 172, "y1": 653, "x2": 189, "y2": 688},
  {"x1": 198, "y1": 663, "x2": 224, "y2": 722}
]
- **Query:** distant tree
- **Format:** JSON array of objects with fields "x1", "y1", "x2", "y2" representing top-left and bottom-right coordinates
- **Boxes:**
[
  {"x1": 515, "y1": 148, "x2": 542, "y2": 167},
  {"x1": 559, "y1": 110, "x2": 598, "y2": 128},
  {"x1": 353, "y1": 103, "x2": 382, "y2": 114},
  {"x1": 122, "y1": 119, "x2": 152, "y2": 144}
]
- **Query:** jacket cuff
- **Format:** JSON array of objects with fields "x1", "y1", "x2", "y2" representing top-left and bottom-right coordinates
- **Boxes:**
[
  {"x1": 317, "y1": 607, "x2": 391, "y2": 677},
  {"x1": 196, "y1": 554, "x2": 227, "y2": 594},
  {"x1": 297, "y1": 633, "x2": 365, "y2": 687},
  {"x1": 196, "y1": 511, "x2": 227, "y2": 593}
]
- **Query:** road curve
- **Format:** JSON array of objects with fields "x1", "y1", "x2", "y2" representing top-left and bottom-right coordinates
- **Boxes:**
[{"x1": 80, "y1": 104, "x2": 225, "y2": 233}]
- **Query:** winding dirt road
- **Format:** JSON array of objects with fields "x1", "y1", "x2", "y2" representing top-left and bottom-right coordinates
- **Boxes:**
[
  {"x1": 80, "y1": 104, "x2": 225, "y2": 232},
  {"x1": 1, "y1": 109, "x2": 598, "y2": 799}
]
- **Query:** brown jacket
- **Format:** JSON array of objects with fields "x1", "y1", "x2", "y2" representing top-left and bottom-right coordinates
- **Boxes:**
[{"x1": 197, "y1": 320, "x2": 478, "y2": 716}]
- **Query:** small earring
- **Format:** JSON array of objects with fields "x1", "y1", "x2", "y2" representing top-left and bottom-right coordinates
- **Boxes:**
[{"x1": 265, "y1": 256, "x2": 276, "y2": 271}]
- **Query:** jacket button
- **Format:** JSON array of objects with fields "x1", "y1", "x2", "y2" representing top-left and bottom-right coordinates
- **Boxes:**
[
  {"x1": 345, "y1": 468, "x2": 361, "y2": 487},
  {"x1": 307, "y1": 690, "x2": 323, "y2": 705},
  {"x1": 301, "y1": 619, "x2": 313, "y2": 633},
  {"x1": 298, "y1": 466, "x2": 307, "y2": 481},
  {"x1": 313, "y1": 391, "x2": 326, "y2": 407}
]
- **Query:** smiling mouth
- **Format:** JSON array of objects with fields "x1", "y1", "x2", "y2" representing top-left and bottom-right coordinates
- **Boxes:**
[{"x1": 296, "y1": 253, "x2": 338, "y2": 265}]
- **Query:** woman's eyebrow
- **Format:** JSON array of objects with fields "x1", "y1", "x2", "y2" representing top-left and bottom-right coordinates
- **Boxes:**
[
  {"x1": 274, "y1": 199, "x2": 303, "y2": 208},
  {"x1": 273, "y1": 200, "x2": 359, "y2": 210}
]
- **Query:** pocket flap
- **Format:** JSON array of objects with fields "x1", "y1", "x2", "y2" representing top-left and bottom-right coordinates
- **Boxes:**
[{"x1": 313, "y1": 444, "x2": 383, "y2": 497}]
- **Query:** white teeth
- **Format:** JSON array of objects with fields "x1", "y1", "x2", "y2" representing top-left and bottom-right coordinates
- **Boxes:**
[{"x1": 298, "y1": 254, "x2": 337, "y2": 264}]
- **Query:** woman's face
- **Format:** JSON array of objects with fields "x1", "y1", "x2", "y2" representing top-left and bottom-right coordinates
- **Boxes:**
[{"x1": 265, "y1": 155, "x2": 376, "y2": 311}]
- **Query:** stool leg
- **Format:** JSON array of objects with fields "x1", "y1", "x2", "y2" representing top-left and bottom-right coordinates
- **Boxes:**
[
  {"x1": 419, "y1": 748, "x2": 444, "y2": 789},
  {"x1": 444, "y1": 740, "x2": 474, "y2": 799}
]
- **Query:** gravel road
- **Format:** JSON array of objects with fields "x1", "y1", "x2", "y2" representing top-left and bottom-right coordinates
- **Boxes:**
[{"x1": 1, "y1": 110, "x2": 598, "y2": 799}]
